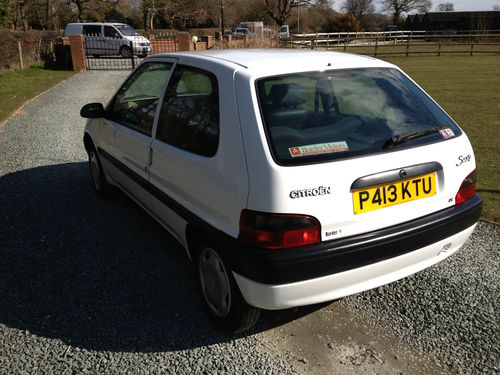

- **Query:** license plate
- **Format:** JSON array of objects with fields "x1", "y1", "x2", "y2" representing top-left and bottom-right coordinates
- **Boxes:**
[{"x1": 353, "y1": 172, "x2": 436, "y2": 214}]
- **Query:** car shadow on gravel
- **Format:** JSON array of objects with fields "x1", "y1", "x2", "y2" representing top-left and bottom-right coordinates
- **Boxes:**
[{"x1": 0, "y1": 162, "x2": 322, "y2": 352}]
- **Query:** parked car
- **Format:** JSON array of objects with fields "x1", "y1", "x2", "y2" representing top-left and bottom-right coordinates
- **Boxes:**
[
  {"x1": 64, "y1": 22, "x2": 152, "y2": 58},
  {"x1": 277, "y1": 24, "x2": 290, "y2": 39},
  {"x1": 385, "y1": 25, "x2": 401, "y2": 32},
  {"x1": 81, "y1": 50, "x2": 482, "y2": 333},
  {"x1": 231, "y1": 27, "x2": 253, "y2": 39}
]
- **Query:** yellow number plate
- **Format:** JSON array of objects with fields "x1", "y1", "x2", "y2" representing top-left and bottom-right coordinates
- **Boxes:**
[{"x1": 353, "y1": 172, "x2": 436, "y2": 215}]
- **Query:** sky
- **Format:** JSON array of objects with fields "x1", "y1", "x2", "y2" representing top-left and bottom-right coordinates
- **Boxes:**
[
  {"x1": 333, "y1": 0, "x2": 500, "y2": 13},
  {"x1": 450, "y1": 0, "x2": 499, "y2": 11}
]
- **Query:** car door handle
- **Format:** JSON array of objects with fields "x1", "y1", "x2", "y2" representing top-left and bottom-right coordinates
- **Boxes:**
[{"x1": 148, "y1": 148, "x2": 153, "y2": 166}]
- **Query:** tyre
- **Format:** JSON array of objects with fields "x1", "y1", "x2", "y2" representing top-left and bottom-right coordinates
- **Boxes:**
[
  {"x1": 88, "y1": 148, "x2": 113, "y2": 196},
  {"x1": 120, "y1": 46, "x2": 132, "y2": 58},
  {"x1": 195, "y1": 244, "x2": 260, "y2": 333}
]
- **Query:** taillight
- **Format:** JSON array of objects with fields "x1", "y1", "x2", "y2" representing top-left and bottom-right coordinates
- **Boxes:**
[
  {"x1": 238, "y1": 209, "x2": 320, "y2": 249},
  {"x1": 455, "y1": 169, "x2": 476, "y2": 205}
]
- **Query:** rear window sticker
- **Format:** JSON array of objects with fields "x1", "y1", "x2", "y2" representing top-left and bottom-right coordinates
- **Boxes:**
[
  {"x1": 439, "y1": 128, "x2": 455, "y2": 139},
  {"x1": 289, "y1": 142, "x2": 349, "y2": 157}
]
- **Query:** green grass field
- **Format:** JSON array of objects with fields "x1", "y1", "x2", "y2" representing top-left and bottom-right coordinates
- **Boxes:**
[
  {"x1": 0, "y1": 67, "x2": 75, "y2": 124},
  {"x1": 380, "y1": 55, "x2": 499, "y2": 222}
]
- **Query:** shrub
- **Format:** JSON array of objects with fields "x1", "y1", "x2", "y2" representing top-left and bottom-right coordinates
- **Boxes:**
[
  {"x1": 325, "y1": 13, "x2": 361, "y2": 32},
  {"x1": 0, "y1": 30, "x2": 63, "y2": 71}
]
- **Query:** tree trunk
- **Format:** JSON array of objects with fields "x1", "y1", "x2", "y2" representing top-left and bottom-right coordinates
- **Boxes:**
[
  {"x1": 46, "y1": 0, "x2": 52, "y2": 30},
  {"x1": 393, "y1": 8, "x2": 400, "y2": 26},
  {"x1": 149, "y1": 12, "x2": 154, "y2": 29},
  {"x1": 17, "y1": 1, "x2": 28, "y2": 31},
  {"x1": 149, "y1": 0, "x2": 155, "y2": 30}
]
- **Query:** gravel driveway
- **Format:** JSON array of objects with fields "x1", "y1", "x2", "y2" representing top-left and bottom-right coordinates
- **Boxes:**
[{"x1": 0, "y1": 70, "x2": 498, "y2": 375}]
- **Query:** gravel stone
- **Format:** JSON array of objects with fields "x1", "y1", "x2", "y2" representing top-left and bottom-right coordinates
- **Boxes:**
[
  {"x1": 1, "y1": 69, "x2": 498, "y2": 375},
  {"x1": 339, "y1": 220, "x2": 500, "y2": 375},
  {"x1": 0, "y1": 71, "x2": 295, "y2": 375}
]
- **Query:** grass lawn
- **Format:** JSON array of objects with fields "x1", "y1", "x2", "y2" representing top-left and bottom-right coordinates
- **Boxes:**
[
  {"x1": 0, "y1": 66, "x2": 75, "y2": 124},
  {"x1": 380, "y1": 55, "x2": 499, "y2": 222}
]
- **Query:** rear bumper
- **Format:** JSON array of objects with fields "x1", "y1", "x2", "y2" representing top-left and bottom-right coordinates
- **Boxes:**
[
  {"x1": 220, "y1": 195, "x2": 482, "y2": 302},
  {"x1": 233, "y1": 223, "x2": 476, "y2": 309}
]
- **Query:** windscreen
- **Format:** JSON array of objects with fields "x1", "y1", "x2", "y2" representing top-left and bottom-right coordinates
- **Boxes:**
[
  {"x1": 257, "y1": 68, "x2": 461, "y2": 165},
  {"x1": 115, "y1": 24, "x2": 139, "y2": 36}
]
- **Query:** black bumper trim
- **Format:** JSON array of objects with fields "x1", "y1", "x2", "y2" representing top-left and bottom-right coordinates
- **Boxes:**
[{"x1": 220, "y1": 195, "x2": 482, "y2": 285}]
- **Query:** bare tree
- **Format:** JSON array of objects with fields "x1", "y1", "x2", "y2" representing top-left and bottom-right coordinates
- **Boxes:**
[
  {"x1": 342, "y1": 0, "x2": 374, "y2": 19},
  {"x1": 493, "y1": 4, "x2": 500, "y2": 11},
  {"x1": 264, "y1": 0, "x2": 317, "y2": 26},
  {"x1": 379, "y1": 0, "x2": 432, "y2": 25},
  {"x1": 436, "y1": 2, "x2": 453, "y2": 11}
]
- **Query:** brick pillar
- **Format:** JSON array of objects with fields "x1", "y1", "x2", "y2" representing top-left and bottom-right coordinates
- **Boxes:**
[
  {"x1": 202, "y1": 35, "x2": 213, "y2": 48},
  {"x1": 69, "y1": 35, "x2": 86, "y2": 71},
  {"x1": 177, "y1": 32, "x2": 193, "y2": 52},
  {"x1": 224, "y1": 34, "x2": 232, "y2": 47}
]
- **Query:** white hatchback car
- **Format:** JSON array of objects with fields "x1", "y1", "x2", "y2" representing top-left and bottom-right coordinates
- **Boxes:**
[{"x1": 81, "y1": 49, "x2": 482, "y2": 333}]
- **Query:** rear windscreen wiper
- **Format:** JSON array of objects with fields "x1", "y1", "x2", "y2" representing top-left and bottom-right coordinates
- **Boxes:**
[{"x1": 383, "y1": 126, "x2": 450, "y2": 150}]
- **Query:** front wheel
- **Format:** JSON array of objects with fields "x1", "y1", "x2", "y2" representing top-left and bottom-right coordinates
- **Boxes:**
[
  {"x1": 120, "y1": 46, "x2": 132, "y2": 58},
  {"x1": 88, "y1": 148, "x2": 112, "y2": 196},
  {"x1": 196, "y1": 245, "x2": 260, "y2": 333}
]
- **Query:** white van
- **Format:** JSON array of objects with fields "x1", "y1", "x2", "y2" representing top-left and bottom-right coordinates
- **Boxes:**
[
  {"x1": 64, "y1": 22, "x2": 152, "y2": 58},
  {"x1": 278, "y1": 25, "x2": 290, "y2": 38}
]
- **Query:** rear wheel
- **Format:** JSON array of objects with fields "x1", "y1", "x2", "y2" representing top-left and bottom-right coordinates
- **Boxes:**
[{"x1": 195, "y1": 244, "x2": 260, "y2": 333}]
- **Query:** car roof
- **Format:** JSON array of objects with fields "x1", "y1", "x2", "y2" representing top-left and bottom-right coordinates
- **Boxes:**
[
  {"x1": 67, "y1": 22, "x2": 127, "y2": 26},
  {"x1": 153, "y1": 49, "x2": 395, "y2": 75}
]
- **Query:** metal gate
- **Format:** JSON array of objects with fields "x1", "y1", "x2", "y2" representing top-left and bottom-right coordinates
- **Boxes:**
[
  {"x1": 84, "y1": 36, "x2": 151, "y2": 70},
  {"x1": 84, "y1": 34, "x2": 179, "y2": 70}
]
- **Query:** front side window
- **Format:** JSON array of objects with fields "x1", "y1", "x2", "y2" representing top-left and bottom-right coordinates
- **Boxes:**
[
  {"x1": 104, "y1": 26, "x2": 120, "y2": 38},
  {"x1": 107, "y1": 62, "x2": 173, "y2": 135},
  {"x1": 257, "y1": 68, "x2": 460, "y2": 165},
  {"x1": 156, "y1": 65, "x2": 219, "y2": 157},
  {"x1": 114, "y1": 24, "x2": 139, "y2": 36}
]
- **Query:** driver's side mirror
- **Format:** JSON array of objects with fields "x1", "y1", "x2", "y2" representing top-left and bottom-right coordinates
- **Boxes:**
[{"x1": 80, "y1": 103, "x2": 105, "y2": 118}]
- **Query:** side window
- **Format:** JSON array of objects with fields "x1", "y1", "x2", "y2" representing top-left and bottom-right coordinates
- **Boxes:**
[
  {"x1": 156, "y1": 65, "x2": 219, "y2": 157},
  {"x1": 104, "y1": 26, "x2": 119, "y2": 38},
  {"x1": 107, "y1": 62, "x2": 173, "y2": 136},
  {"x1": 83, "y1": 25, "x2": 102, "y2": 36}
]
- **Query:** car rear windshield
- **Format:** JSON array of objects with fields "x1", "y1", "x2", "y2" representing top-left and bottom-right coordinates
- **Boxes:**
[{"x1": 257, "y1": 68, "x2": 461, "y2": 165}]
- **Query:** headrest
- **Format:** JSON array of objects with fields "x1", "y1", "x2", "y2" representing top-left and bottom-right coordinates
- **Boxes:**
[{"x1": 270, "y1": 83, "x2": 306, "y2": 107}]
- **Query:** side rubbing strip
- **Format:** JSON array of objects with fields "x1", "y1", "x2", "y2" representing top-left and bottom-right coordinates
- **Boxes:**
[
  {"x1": 98, "y1": 147, "x2": 149, "y2": 191},
  {"x1": 97, "y1": 147, "x2": 217, "y2": 236}
]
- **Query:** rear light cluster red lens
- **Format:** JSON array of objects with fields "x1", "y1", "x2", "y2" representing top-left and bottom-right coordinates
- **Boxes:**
[
  {"x1": 455, "y1": 169, "x2": 476, "y2": 205},
  {"x1": 238, "y1": 209, "x2": 321, "y2": 249}
]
